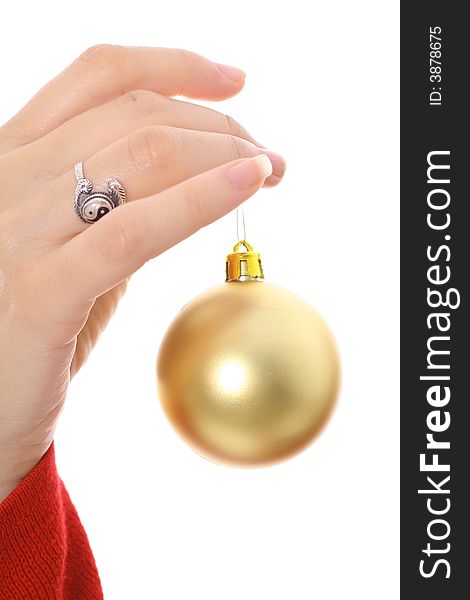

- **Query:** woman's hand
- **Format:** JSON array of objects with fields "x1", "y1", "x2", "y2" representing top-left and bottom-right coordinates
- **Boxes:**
[{"x1": 0, "y1": 45, "x2": 285, "y2": 501}]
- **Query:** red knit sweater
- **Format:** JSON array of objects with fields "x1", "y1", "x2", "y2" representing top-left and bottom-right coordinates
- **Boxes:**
[{"x1": 0, "y1": 441, "x2": 103, "y2": 599}]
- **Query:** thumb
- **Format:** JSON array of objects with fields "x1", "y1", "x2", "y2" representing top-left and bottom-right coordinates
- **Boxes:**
[{"x1": 27, "y1": 154, "x2": 273, "y2": 346}]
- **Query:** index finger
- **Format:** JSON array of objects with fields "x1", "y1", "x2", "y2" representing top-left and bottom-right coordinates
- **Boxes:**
[{"x1": 0, "y1": 45, "x2": 246, "y2": 150}]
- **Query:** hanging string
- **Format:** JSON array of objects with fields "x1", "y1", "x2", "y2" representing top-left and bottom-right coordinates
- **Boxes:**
[{"x1": 236, "y1": 206, "x2": 247, "y2": 244}]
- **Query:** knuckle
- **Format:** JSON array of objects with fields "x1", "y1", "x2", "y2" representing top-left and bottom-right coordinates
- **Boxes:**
[
  {"x1": 173, "y1": 47, "x2": 194, "y2": 69},
  {"x1": 181, "y1": 182, "x2": 207, "y2": 226},
  {"x1": 222, "y1": 113, "x2": 243, "y2": 139},
  {"x1": 227, "y1": 134, "x2": 250, "y2": 161},
  {"x1": 172, "y1": 47, "x2": 197, "y2": 95},
  {"x1": 78, "y1": 44, "x2": 122, "y2": 70},
  {"x1": 114, "y1": 89, "x2": 165, "y2": 115},
  {"x1": 127, "y1": 125, "x2": 175, "y2": 173}
]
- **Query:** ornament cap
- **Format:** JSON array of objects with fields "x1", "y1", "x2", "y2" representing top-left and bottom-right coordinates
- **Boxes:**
[{"x1": 225, "y1": 240, "x2": 264, "y2": 281}]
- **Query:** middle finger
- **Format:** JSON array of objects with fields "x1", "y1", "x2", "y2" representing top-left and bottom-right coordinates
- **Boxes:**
[{"x1": 9, "y1": 90, "x2": 265, "y2": 194}]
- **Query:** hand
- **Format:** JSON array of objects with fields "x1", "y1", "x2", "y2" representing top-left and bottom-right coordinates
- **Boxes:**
[{"x1": 0, "y1": 45, "x2": 286, "y2": 501}]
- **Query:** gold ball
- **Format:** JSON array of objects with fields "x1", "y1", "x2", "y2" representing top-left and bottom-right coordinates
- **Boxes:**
[{"x1": 156, "y1": 281, "x2": 340, "y2": 468}]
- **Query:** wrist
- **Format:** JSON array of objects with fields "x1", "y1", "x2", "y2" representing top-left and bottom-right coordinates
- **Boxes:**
[
  {"x1": 0, "y1": 479, "x2": 21, "y2": 503},
  {"x1": 0, "y1": 444, "x2": 50, "y2": 503}
]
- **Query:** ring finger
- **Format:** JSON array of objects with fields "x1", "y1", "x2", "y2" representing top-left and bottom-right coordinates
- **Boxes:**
[
  {"x1": 9, "y1": 89, "x2": 263, "y2": 194},
  {"x1": 33, "y1": 125, "x2": 285, "y2": 241}
]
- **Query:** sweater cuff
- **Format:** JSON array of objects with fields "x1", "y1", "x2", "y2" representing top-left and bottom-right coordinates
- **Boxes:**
[{"x1": 0, "y1": 441, "x2": 103, "y2": 599}]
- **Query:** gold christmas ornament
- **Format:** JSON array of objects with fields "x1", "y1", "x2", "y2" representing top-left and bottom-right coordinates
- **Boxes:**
[{"x1": 156, "y1": 230, "x2": 341, "y2": 468}]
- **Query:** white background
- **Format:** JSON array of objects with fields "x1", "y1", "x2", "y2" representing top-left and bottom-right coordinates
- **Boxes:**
[{"x1": 1, "y1": 1, "x2": 399, "y2": 598}]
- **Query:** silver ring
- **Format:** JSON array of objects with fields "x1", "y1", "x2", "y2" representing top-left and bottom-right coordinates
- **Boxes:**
[{"x1": 74, "y1": 162, "x2": 126, "y2": 224}]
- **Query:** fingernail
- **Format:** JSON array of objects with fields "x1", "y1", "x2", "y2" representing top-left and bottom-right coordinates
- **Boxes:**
[
  {"x1": 227, "y1": 155, "x2": 273, "y2": 190},
  {"x1": 215, "y1": 62, "x2": 246, "y2": 83},
  {"x1": 260, "y1": 150, "x2": 287, "y2": 179}
]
